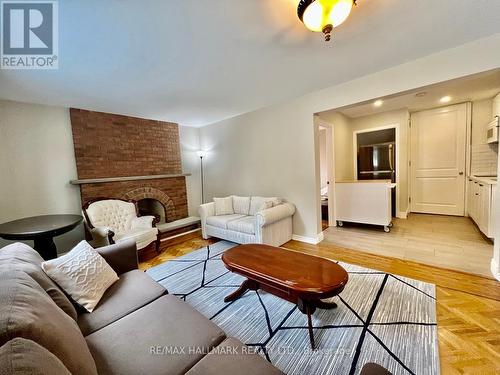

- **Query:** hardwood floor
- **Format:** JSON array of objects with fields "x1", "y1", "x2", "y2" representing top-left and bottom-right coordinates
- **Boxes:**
[
  {"x1": 139, "y1": 230, "x2": 217, "y2": 271},
  {"x1": 140, "y1": 231, "x2": 500, "y2": 374},
  {"x1": 324, "y1": 213, "x2": 494, "y2": 278}
]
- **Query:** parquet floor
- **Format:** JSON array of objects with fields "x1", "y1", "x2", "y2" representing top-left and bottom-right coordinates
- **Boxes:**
[{"x1": 140, "y1": 230, "x2": 500, "y2": 374}]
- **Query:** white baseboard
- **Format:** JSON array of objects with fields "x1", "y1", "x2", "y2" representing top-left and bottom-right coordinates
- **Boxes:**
[
  {"x1": 292, "y1": 232, "x2": 324, "y2": 245},
  {"x1": 491, "y1": 258, "x2": 500, "y2": 281},
  {"x1": 397, "y1": 211, "x2": 407, "y2": 219}
]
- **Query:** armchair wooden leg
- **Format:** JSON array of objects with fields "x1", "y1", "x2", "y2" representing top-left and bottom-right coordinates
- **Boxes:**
[{"x1": 155, "y1": 236, "x2": 161, "y2": 254}]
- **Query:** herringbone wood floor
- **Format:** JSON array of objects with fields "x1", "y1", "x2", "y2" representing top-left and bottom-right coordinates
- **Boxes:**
[{"x1": 140, "y1": 231, "x2": 500, "y2": 374}]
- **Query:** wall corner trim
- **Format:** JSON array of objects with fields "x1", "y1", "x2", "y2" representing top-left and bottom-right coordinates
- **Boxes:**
[
  {"x1": 491, "y1": 259, "x2": 500, "y2": 282},
  {"x1": 291, "y1": 232, "x2": 324, "y2": 245}
]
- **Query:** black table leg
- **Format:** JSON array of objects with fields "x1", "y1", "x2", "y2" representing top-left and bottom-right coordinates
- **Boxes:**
[
  {"x1": 298, "y1": 298, "x2": 317, "y2": 350},
  {"x1": 33, "y1": 236, "x2": 57, "y2": 260}
]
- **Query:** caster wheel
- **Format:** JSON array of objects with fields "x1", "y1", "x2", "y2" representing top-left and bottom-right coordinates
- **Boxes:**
[
  {"x1": 388, "y1": 222, "x2": 393, "y2": 228},
  {"x1": 337, "y1": 221, "x2": 343, "y2": 227},
  {"x1": 384, "y1": 226, "x2": 391, "y2": 233}
]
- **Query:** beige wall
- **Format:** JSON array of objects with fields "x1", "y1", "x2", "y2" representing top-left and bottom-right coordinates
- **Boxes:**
[
  {"x1": 328, "y1": 112, "x2": 354, "y2": 182},
  {"x1": 318, "y1": 128, "x2": 327, "y2": 190},
  {"x1": 199, "y1": 103, "x2": 318, "y2": 236},
  {"x1": 179, "y1": 126, "x2": 202, "y2": 216},
  {"x1": 198, "y1": 34, "x2": 500, "y2": 240},
  {"x1": 0, "y1": 100, "x2": 83, "y2": 253}
]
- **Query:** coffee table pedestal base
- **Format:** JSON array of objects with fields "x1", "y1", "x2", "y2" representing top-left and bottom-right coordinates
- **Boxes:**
[{"x1": 224, "y1": 278, "x2": 338, "y2": 350}]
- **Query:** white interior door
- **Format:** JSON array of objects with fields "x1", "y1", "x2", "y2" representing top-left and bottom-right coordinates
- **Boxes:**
[{"x1": 410, "y1": 103, "x2": 467, "y2": 216}]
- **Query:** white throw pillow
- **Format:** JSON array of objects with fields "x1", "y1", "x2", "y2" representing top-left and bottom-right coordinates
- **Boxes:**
[
  {"x1": 249, "y1": 197, "x2": 279, "y2": 215},
  {"x1": 41, "y1": 241, "x2": 119, "y2": 312},
  {"x1": 213, "y1": 196, "x2": 234, "y2": 216},
  {"x1": 232, "y1": 196, "x2": 251, "y2": 215}
]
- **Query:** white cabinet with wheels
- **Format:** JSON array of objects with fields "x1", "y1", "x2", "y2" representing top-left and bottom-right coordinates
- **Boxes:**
[{"x1": 467, "y1": 177, "x2": 496, "y2": 238}]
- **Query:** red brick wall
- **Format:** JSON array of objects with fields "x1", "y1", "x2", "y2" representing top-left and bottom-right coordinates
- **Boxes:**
[
  {"x1": 70, "y1": 109, "x2": 182, "y2": 179},
  {"x1": 79, "y1": 178, "x2": 188, "y2": 221},
  {"x1": 70, "y1": 109, "x2": 188, "y2": 221}
]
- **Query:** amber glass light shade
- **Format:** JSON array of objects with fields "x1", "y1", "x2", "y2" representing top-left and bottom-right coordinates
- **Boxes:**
[{"x1": 298, "y1": 0, "x2": 354, "y2": 40}]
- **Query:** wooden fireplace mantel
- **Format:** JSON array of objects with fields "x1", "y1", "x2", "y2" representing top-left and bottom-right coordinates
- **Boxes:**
[{"x1": 70, "y1": 173, "x2": 191, "y2": 185}]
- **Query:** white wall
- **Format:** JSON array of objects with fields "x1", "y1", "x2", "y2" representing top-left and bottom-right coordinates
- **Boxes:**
[
  {"x1": 198, "y1": 33, "x2": 500, "y2": 243},
  {"x1": 0, "y1": 100, "x2": 83, "y2": 253},
  {"x1": 179, "y1": 126, "x2": 202, "y2": 216}
]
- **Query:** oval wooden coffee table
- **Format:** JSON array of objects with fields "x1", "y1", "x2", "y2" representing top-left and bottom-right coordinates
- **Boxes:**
[{"x1": 222, "y1": 244, "x2": 349, "y2": 349}]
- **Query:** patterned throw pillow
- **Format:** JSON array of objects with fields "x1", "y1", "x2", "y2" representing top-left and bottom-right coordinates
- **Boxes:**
[
  {"x1": 41, "y1": 241, "x2": 119, "y2": 312},
  {"x1": 232, "y1": 196, "x2": 251, "y2": 215},
  {"x1": 213, "y1": 196, "x2": 234, "y2": 216},
  {"x1": 249, "y1": 197, "x2": 280, "y2": 215}
]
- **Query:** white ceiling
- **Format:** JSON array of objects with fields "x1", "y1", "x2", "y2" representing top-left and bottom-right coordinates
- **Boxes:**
[
  {"x1": 323, "y1": 69, "x2": 500, "y2": 118},
  {"x1": 1, "y1": 0, "x2": 500, "y2": 127}
]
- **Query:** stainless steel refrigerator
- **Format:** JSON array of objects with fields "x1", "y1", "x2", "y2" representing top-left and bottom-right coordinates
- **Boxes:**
[
  {"x1": 357, "y1": 142, "x2": 396, "y2": 216},
  {"x1": 357, "y1": 142, "x2": 396, "y2": 182}
]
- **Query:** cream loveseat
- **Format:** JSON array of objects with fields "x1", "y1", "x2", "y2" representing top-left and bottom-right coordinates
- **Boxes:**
[{"x1": 199, "y1": 196, "x2": 295, "y2": 247}]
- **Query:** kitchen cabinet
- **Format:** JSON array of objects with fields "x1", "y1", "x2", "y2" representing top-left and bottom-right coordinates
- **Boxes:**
[{"x1": 467, "y1": 177, "x2": 496, "y2": 238}]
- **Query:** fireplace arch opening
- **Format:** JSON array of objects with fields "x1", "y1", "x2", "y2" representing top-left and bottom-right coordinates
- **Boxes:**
[{"x1": 137, "y1": 198, "x2": 167, "y2": 224}]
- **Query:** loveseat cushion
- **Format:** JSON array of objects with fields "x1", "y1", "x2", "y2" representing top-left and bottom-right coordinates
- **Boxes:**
[
  {"x1": 0, "y1": 270, "x2": 98, "y2": 375},
  {"x1": 232, "y1": 196, "x2": 251, "y2": 215},
  {"x1": 85, "y1": 294, "x2": 226, "y2": 375},
  {"x1": 0, "y1": 242, "x2": 77, "y2": 321},
  {"x1": 227, "y1": 216, "x2": 256, "y2": 235},
  {"x1": 186, "y1": 337, "x2": 283, "y2": 375},
  {"x1": 78, "y1": 270, "x2": 167, "y2": 336},
  {"x1": 206, "y1": 214, "x2": 246, "y2": 229},
  {"x1": 0, "y1": 338, "x2": 71, "y2": 375}
]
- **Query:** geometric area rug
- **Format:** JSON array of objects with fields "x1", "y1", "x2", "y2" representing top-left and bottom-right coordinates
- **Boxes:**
[{"x1": 146, "y1": 241, "x2": 440, "y2": 375}]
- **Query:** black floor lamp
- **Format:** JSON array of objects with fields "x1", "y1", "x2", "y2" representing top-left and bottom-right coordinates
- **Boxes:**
[{"x1": 196, "y1": 150, "x2": 206, "y2": 204}]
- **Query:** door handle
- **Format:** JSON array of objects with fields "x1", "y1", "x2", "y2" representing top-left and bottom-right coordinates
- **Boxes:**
[{"x1": 459, "y1": 171, "x2": 464, "y2": 175}]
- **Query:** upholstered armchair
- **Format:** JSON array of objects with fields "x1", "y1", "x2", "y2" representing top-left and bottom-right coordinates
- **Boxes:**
[{"x1": 83, "y1": 198, "x2": 160, "y2": 252}]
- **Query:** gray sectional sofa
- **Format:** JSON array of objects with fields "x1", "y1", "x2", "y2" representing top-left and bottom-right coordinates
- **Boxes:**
[{"x1": 0, "y1": 240, "x2": 282, "y2": 375}]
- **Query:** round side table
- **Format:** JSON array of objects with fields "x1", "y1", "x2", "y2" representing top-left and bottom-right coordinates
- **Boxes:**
[{"x1": 0, "y1": 214, "x2": 83, "y2": 260}]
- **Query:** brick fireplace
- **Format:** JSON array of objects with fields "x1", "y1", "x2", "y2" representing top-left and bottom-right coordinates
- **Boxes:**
[{"x1": 70, "y1": 109, "x2": 188, "y2": 222}]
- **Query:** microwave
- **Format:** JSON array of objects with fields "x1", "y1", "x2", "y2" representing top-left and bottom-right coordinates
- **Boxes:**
[{"x1": 487, "y1": 116, "x2": 499, "y2": 144}]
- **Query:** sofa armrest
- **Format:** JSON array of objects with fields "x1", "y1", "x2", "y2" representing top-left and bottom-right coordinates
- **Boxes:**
[
  {"x1": 90, "y1": 226, "x2": 115, "y2": 245},
  {"x1": 131, "y1": 216, "x2": 155, "y2": 230},
  {"x1": 95, "y1": 239, "x2": 138, "y2": 275},
  {"x1": 199, "y1": 202, "x2": 215, "y2": 219},
  {"x1": 256, "y1": 203, "x2": 295, "y2": 227},
  {"x1": 199, "y1": 202, "x2": 215, "y2": 239}
]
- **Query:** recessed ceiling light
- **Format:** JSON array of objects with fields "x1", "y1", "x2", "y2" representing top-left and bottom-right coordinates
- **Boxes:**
[
  {"x1": 440, "y1": 96, "x2": 451, "y2": 103},
  {"x1": 374, "y1": 100, "x2": 383, "y2": 107}
]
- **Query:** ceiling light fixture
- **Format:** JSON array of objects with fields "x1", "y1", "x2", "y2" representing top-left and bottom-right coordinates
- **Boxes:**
[
  {"x1": 440, "y1": 96, "x2": 452, "y2": 103},
  {"x1": 374, "y1": 100, "x2": 383, "y2": 107},
  {"x1": 297, "y1": 0, "x2": 356, "y2": 42}
]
